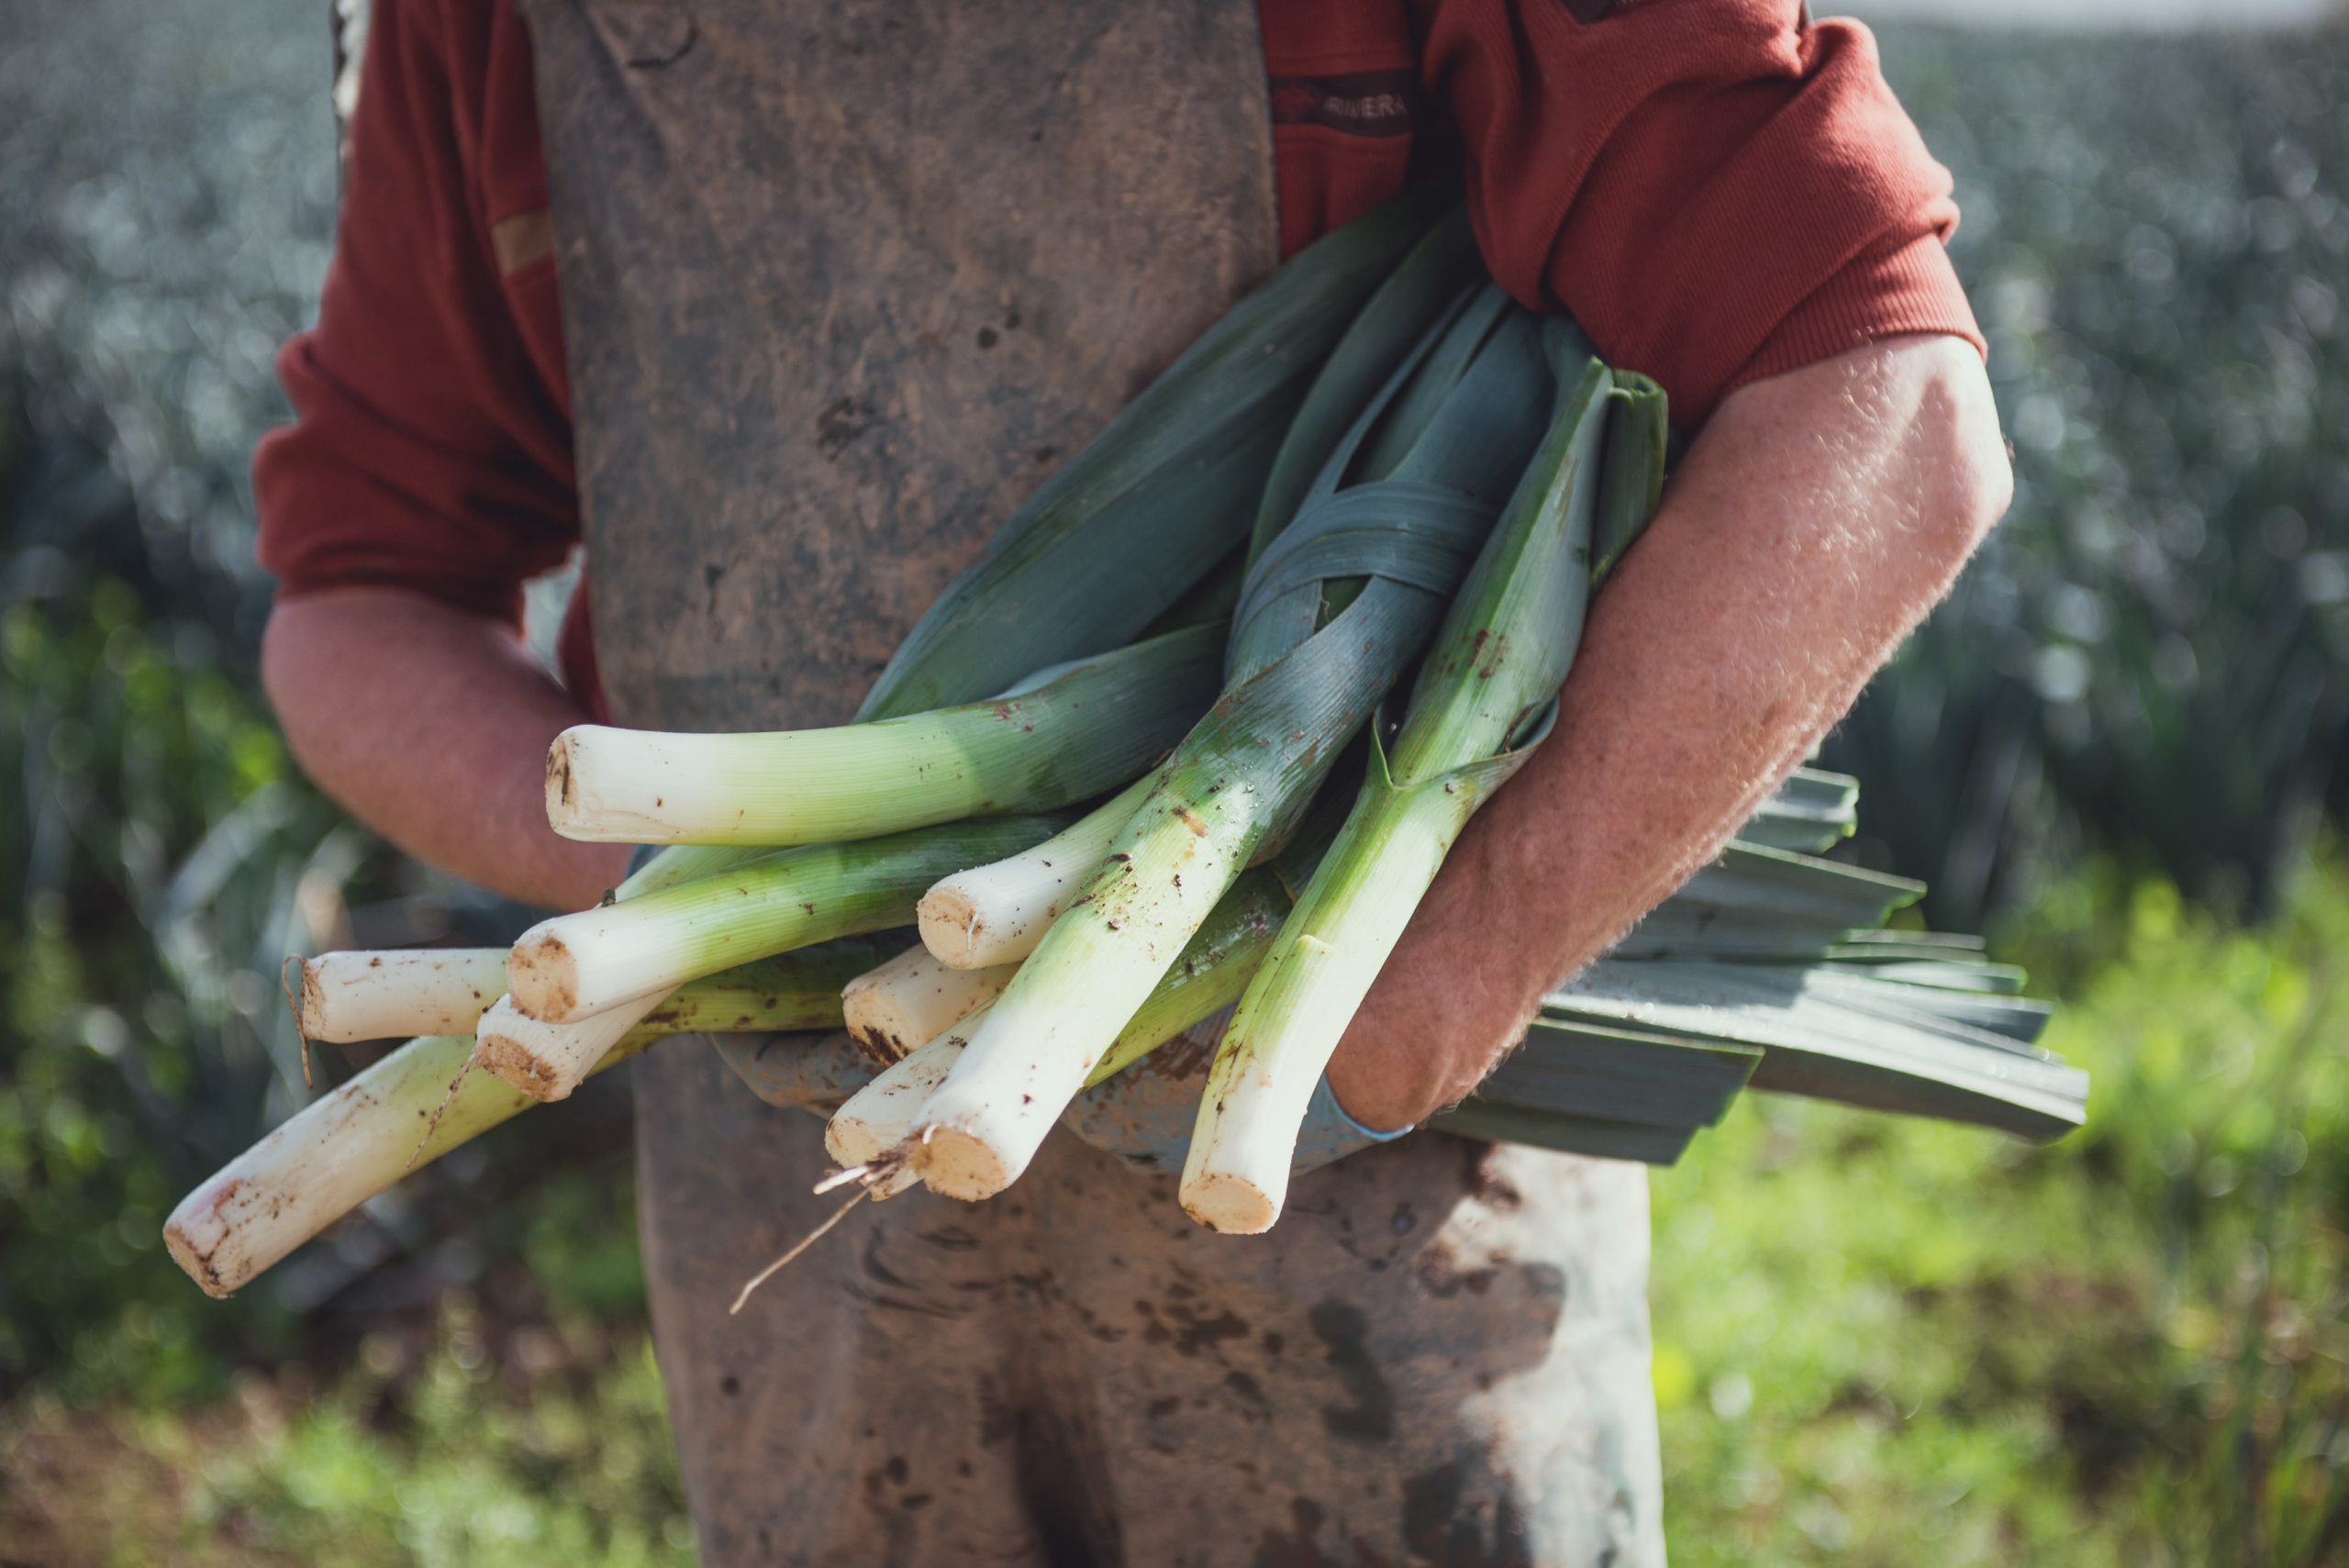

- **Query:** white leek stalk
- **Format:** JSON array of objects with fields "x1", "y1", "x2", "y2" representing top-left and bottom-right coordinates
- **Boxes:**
[
  {"x1": 917, "y1": 775, "x2": 1154, "y2": 969},
  {"x1": 293, "y1": 949, "x2": 507, "y2": 1042},
  {"x1": 546, "y1": 626, "x2": 1219, "y2": 847},
  {"x1": 506, "y1": 815, "x2": 1063, "y2": 1024},
  {"x1": 911, "y1": 803, "x2": 1235, "y2": 1200},
  {"x1": 827, "y1": 1002, "x2": 993, "y2": 1167},
  {"x1": 841, "y1": 946, "x2": 1019, "y2": 1063},
  {"x1": 475, "y1": 989, "x2": 672, "y2": 1102},
  {"x1": 1176, "y1": 772, "x2": 1474, "y2": 1232},
  {"x1": 1184, "y1": 347, "x2": 1655, "y2": 1233},
  {"x1": 164, "y1": 1029, "x2": 652, "y2": 1298},
  {"x1": 829, "y1": 864, "x2": 1297, "y2": 1179}
]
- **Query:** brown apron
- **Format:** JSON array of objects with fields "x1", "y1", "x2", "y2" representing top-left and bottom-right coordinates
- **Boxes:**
[{"x1": 521, "y1": 1, "x2": 1665, "y2": 1560}]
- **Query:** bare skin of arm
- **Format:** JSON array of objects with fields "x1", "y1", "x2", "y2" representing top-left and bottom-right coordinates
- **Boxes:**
[
  {"x1": 1324, "y1": 331, "x2": 2013, "y2": 1131},
  {"x1": 262, "y1": 590, "x2": 631, "y2": 914}
]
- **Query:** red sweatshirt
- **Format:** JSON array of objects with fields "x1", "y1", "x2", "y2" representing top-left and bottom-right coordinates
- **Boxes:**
[{"x1": 255, "y1": 0, "x2": 1981, "y2": 714}]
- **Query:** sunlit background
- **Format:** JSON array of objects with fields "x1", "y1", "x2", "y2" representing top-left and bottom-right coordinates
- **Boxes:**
[{"x1": 5, "y1": 1, "x2": 2349, "y2": 1561}]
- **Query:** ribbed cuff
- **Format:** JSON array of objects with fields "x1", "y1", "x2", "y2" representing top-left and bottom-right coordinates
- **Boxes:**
[
  {"x1": 268, "y1": 568, "x2": 527, "y2": 629},
  {"x1": 1290, "y1": 1074, "x2": 1412, "y2": 1176},
  {"x1": 1725, "y1": 230, "x2": 1985, "y2": 400}
]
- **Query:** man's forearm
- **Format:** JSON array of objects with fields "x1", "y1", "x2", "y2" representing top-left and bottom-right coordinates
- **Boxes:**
[
  {"x1": 1326, "y1": 333, "x2": 2013, "y2": 1129},
  {"x1": 262, "y1": 587, "x2": 631, "y2": 913}
]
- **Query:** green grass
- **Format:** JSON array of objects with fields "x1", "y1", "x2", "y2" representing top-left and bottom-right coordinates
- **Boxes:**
[
  {"x1": 0, "y1": 1302, "x2": 695, "y2": 1566},
  {"x1": 1653, "y1": 855, "x2": 2349, "y2": 1564}
]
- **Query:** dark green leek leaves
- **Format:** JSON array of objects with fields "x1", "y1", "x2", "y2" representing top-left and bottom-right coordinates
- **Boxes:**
[{"x1": 858, "y1": 185, "x2": 1454, "y2": 722}]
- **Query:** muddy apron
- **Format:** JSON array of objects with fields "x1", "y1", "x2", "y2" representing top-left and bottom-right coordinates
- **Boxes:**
[{"x1": 521, "y1": 1, "x2": 1665, "y2": 1560}]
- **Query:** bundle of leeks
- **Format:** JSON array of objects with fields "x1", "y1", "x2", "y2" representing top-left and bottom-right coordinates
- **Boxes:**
[{"x1": 164, "y1": 188, "x2": 2080, "y2": 1301}]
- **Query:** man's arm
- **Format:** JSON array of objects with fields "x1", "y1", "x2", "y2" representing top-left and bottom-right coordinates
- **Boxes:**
[
  {"x1": 262, "y1": 589, "x2": 631, "y2": 914},
  {"x1": 1326, "y1": 331, "x2": 2012, "y2": 1130}
]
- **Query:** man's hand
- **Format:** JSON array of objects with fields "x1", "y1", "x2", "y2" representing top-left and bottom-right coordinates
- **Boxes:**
[
  {"x1": 1325, "y1": 332, "x2": 2013, "y2": 1130},
  {"x1": 262, "y1": 588, "x2": 631, "y2": 913}
]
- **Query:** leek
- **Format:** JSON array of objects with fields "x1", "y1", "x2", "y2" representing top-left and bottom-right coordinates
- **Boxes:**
[
  {"x1": 547, "y1": 624, "x2": 1221, "y2": 847},
  {"x1": 164, "y1": 1029, "x2": 651, "y2": 1298},
  {"x1": 841, "y1": 944, "x2": 1019, "y2": 1063},
  {"x1": 505, "y1": 814, "x2": 1066, "y2": 1025},
  {"x1": 295, "y1": 936, "x2": 896, "y2": 1049},
  {"x1": 828, "y1": 865, "x2": 1296, "y2": 1170},
  {"x1": 293, "y1": 948, "x2": 508, "y2": 1042},
  {"x1": 916, "y1": 773, "x2": 1157, "y2": 970},
  {"x1": 1185, "y1": 337, "x2": 1666, "y2": 1232},
  {"x1": 163, "y1": 935, "x2": 907, "y2": 1296}
]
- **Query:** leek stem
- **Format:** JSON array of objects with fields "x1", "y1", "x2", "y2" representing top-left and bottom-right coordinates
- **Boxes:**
[
  {"x1": 548, "y1": 626, "x2": 1220, "y2": 847},
  {"x1": 476, "y1": 989, "x2": 671, "y2": 1102},
  {"x1": 164, "y1": 1029, "x2": 653, "y2": 1298},
  {"x1": 1184, "y1": 352, "x2": 1644, "y2": 1233},
  {"x1": 1179, "y1": 769, "x2": 1473, "y2": 1231},
  {"x1": 294, "y1": 936, "x2": 895, "y2": 1050},
  {"x1": 917, "y1": 774, "x2": 1155, "y2": 969},
  {"x1": 829, "y1": 866, "x2": 1295, "y2": 1176},
  {"x1": 841, "y1": 945, "x2": 1019, "y2": 1063},
  {"x1": 506, "y1": 815, "x2": 1065, "y2": 1025},
  {"x1": 293, "y1": 949, "x2": 507, "y2": 1042}
]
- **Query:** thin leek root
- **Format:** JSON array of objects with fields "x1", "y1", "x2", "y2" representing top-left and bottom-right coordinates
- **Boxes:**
[{"x1": 729, "y1": 1189, "x2": 872, "y2": 1315}]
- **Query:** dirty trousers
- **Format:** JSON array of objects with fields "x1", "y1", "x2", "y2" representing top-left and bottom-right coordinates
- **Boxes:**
[{"x1": 634, "y1": 1044, "x2": 1667, "y2": 1566}]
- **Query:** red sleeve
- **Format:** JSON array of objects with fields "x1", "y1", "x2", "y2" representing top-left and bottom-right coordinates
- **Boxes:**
[
  {"x1": 251, "y1": 0, "x2": 577, "y2": 628},
  {"x1": 1410, "y1": 0, "x2": 1984, "y2": 424}
]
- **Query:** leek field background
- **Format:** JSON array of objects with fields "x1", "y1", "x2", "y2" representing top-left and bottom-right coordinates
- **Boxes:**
[{"x1": 6, "y1": 0, "x2": 2349, "y2": 1560}]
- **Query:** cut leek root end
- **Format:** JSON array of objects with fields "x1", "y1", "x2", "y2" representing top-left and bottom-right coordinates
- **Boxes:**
[
  {"x1": 1179, "y1": 1172, "x2": 1279, "y2": 1235},
  {"x1": 476, "y1": 989, "x2": 669, "y2": 1103},
  {"x1": 912, "y1": 1127, "x2": 1014, "y2": 1203},
  {"x1": 916, "y1": 774, "x2": 1155, "y2": 971},
  {"x1": 841, "y1": 946, "x2": 1018, "y2": 1063}
]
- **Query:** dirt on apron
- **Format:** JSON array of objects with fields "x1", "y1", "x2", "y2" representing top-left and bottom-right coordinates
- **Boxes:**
[{"x1": 520, "y1": 0, "x2": 1664, "y2": 1559}]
